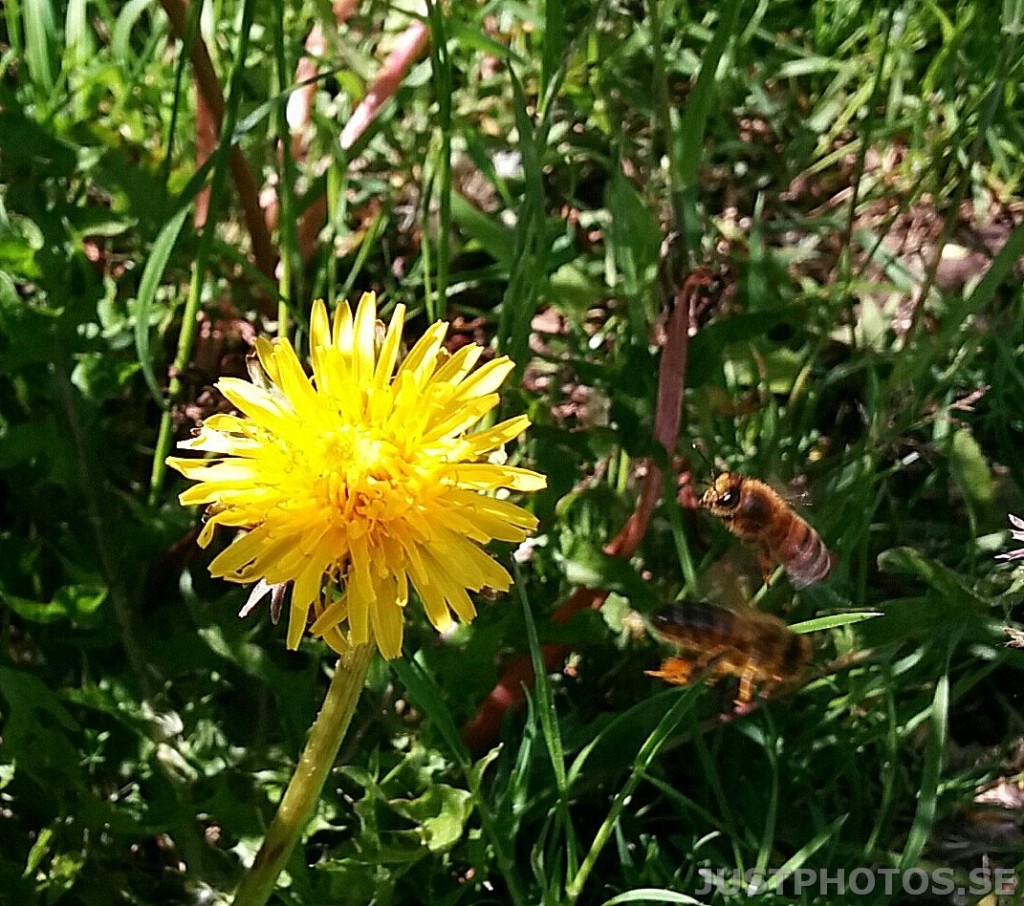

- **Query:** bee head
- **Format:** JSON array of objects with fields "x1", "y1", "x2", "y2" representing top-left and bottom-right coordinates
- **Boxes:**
[{"x1": 700, "y1": 472, "x2": 743, "y2": 516}]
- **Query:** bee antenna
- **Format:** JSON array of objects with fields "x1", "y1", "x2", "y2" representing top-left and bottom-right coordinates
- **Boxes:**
[{"x1": 689, "y1": 443, "x2": 715, "y2": 479}]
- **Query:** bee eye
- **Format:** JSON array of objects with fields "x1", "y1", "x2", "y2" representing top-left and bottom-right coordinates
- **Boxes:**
[{"x1": 718, "y1": 489, "x2": 739, "y2": 508}]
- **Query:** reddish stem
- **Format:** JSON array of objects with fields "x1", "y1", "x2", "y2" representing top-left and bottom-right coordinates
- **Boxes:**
[
  {"x1": 285, "y1": 15, "x2": 430, "y2": 264},
  {"x1": 159, "y1": 0, "x2": 276, "y2": 282},
  {"x1": 462, "y1": 270, "x2": 712, "y2": 754},
  {"x1": 339, "y1": 20, "x2": 430, "y2": 151}
]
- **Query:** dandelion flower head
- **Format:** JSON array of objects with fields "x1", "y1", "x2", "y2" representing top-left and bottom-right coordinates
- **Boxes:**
[{"x1": 168, "y1": 293, "x2": 545, "y2": 659}]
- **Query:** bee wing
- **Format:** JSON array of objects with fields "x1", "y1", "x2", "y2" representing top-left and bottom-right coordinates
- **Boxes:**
[{"x1": 696, "y1": 547, "x2": 764, "y2": 605}]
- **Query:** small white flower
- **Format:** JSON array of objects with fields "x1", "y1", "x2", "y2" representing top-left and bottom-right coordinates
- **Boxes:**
[{"x1": 996, "y1": 514, "x2": 1024, "y2": 561}]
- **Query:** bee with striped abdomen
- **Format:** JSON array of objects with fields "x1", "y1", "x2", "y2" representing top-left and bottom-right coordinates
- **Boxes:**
[
  {"x1": 700, "y1": 472, "x2": 835, "y2": 588},
  {"x1": 647, "y1": 601, "x2": 812, "y2": 706}
]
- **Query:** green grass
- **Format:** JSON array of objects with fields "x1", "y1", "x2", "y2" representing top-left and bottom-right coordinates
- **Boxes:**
[{"x1": 3, "y1": 0, "x2": 1024, "y2": 903}]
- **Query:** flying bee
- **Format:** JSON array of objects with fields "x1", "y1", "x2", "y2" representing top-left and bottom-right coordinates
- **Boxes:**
[
  {"x1": 646, "y1": 601, "x2": 812, "y2": 706},
  {"x1": 700, "y1": 472, "x2": 835, "y2": 588}
]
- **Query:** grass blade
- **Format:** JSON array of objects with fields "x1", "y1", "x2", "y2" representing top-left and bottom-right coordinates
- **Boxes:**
[
  {"x1": 898, "y1": 666, "x2": 950, "y2": 869},
  {"x1": 515, "y1": 563, "x2": 580, "y2": 881},
  {"x1": 566, "y1": 690, "x2": 695, "y2": 903},
  {"x1": 134, "y1": 205, "x2": 191, "y2": 405}
]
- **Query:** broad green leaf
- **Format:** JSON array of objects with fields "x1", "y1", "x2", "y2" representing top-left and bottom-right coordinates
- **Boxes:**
[
  {"x1": 3, "y1": 585, "x2": 107, "y2": 625},
  {"x1": 390, "y1": 785, "x2": 473, "y2": 853},
  {"x1": 0, "y1": 211, "x2": 44, "y2": 277},
  {"x1": 467, "y1": 745, "x2": 501, "y2": 793},
  {"x1": 877, "y1": 546, "x2": 985, "y2": 605},
  {"x1": 606, "y1": 170, "x2": 661, "y2": 300},
  {"x1": 451, "y1": 192, "x2": 514, "y2": 268},
  {"x1": 71, "y1": 355, "x2": 142, "y2": 402},
  {"x1": 558, "y1": 540, "x2": 659, "y2": 610},
  {"x1": 949, "y1": 427, "x2": 993, "y2": 510},
  {"x1": 0, "y1": 667, "x2": 84, "y2": 791}
]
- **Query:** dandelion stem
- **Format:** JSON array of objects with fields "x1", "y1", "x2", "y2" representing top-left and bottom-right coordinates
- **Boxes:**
[{"x1": 232, "y1": 642, "x2": 374, "y2": 906}]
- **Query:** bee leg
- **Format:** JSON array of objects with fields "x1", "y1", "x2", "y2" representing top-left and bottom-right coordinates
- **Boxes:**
[
  {"x1": 735, "y1": 665, "x2": 757, "y2": 707},
  {"x1": 699, "y1": 650, "x2": 728, "y2": 688},
  {"x1": 646, "y1": 657, "x2": 697, "y2": 686},
  {"x1": 758, "y1": 548, "x2": 775, "y2": 585}
]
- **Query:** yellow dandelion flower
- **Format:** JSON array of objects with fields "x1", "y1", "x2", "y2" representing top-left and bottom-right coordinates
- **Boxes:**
[{"x1": 167, "y1": 293, "x2": 545, "y2": 659}]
